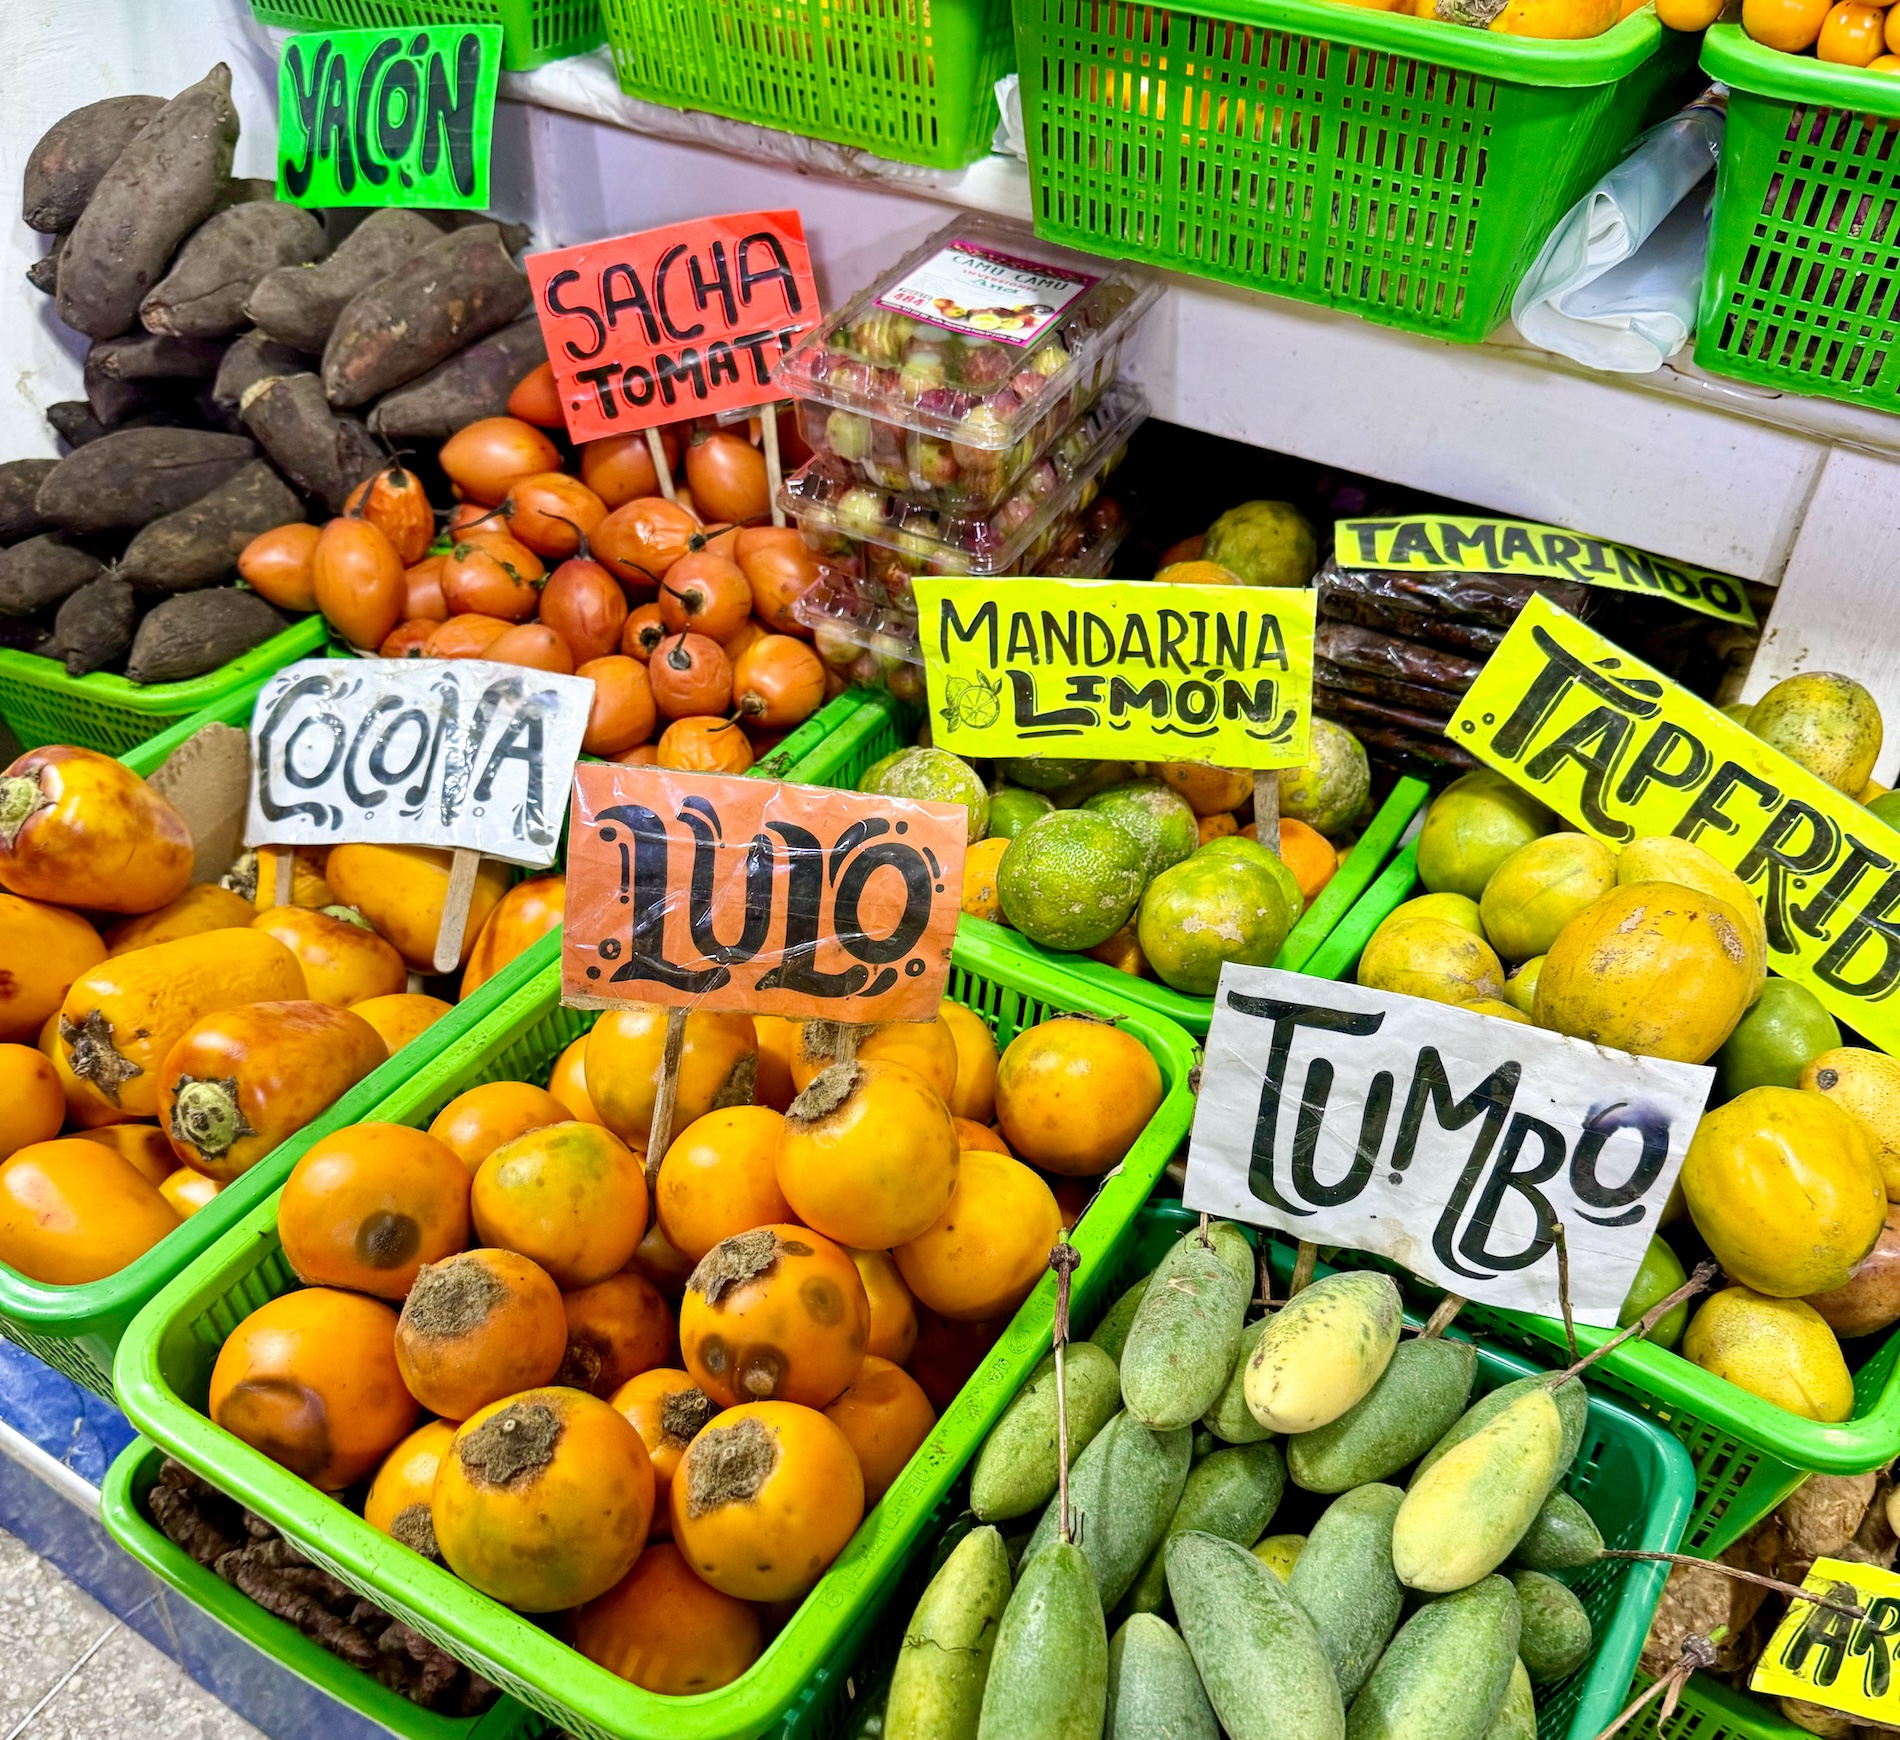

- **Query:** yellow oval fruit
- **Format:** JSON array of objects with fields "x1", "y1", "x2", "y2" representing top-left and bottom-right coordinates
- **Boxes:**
[
  {"x1": 1802, "y1": 1047, "x2": 1900, "y2": 1198},
  {"x1": 1616, "y1": 835, "x2": 1767, "y2": 1006},
  {"x1": 1385, "y1": 892, "x2": 1486, "y2": 938},
  {"x1": 1357, "y1": 917, "x2": 1503, "y2": 1007},
  {"x1": 1503, "y1": 956, "x2": 1543, "y2": 1016},
  {"x1": 1414, "y1": 771, "x2": 1553, "y2": 901},
  {"x1": 1683, "y1": 1286, "x2": 1854, "y2": 1422},
  {"x1": 1747, "y1": 672, "x2": 1883, "y2": 795},
  {"x1": 1478, "y1": 833, "x2": 1618, "y2": 963},
  {"x1": 1461, "y1": 998, "x2": 1531, "y2": 1025},
  {"x1": 1682, "y1": 1086, "x2": 1886, "y2": 1296},
  {"x1": 1534, "y1": 884, "x2": 1754, "y2": 1064}
]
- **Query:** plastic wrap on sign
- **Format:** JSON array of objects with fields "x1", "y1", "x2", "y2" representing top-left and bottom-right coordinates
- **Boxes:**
[{"x1": 563, "y1": 765, "x2": 966, "y2": 1021}]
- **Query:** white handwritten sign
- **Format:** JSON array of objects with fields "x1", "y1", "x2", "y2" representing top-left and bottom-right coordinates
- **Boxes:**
[
  {"x1": 1182, "y1": 966, "x2": 1714, "y2": 1325},
  {"x1": 245, "y1": 659, "x2": 592, "y2": 867}
]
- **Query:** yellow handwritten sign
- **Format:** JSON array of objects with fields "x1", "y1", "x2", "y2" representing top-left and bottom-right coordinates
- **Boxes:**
[
  {"x1": 1751, "y1": 1557, "x2": 1900, "y2": 1722},
  {"x1": 912, "y1": 577, "x2": 1317, "y2": 769},
  {"x1": 1450, "y1": 596, "x2": 1900, "y2": 1056},
  {"x1": 1335, "y1": 516, "x2": 1756, "y2": 627}
]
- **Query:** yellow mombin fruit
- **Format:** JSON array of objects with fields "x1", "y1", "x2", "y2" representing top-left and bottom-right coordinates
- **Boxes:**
[
  {"x1": 1502, "y1": 956, "x2": 1543, "y2": 1016},
  {"x1": 1616, "y1": 835, "x2": 1767, "y2": 1006},
  {"x1": 1682, "y1": 1287, "x2": 1855, "y2": 1422},
  {"x1": 1682, "y1": 1087, "x2": 1887, "y2": 1297},
  {"x1": 1385, "y1": 892, "x2": 1486, "y2": 938},
  {"x1": 1746, "y1": 672, "x2": 1884, "y2": 795},
  {"x1": 1415, "y1": 771, "x2": 1553, "y2": 902},
  {"x1": 1533, "y1": 884, "x2": 1754, "y2": 1064},
  {"x1": 1801, "y1": 1047, "x2": 1900, "y2": 1198},
  {"x1": 1357, "y1": 917, "x2": 1503, "y2": 1007},
  {"x1": 1478, "y1": 833, "x2": 1618, "y2": 963}
]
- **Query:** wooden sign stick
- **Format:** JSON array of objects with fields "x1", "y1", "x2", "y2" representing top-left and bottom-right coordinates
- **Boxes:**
[
  {"x1": 273, "y1": 847, "x2": 294, "y2": 908},
  {"x1": 1049, "y1": 1235, "x2": 1081, "y2": 1548},
  {"x1": 1253, "y1": 771, "x2": 1281, "y2": 853},
  {"x1": 643, "y1": 1007, "x2": 690, "y2": 1192},
  {"x1": 432, "y1": 848, "x2": 483, "y2": 975},
  {"x1": 646, "y1": 429, "x2": 676, "y2": 503},
  {"x1": 1289, "y1": 1239, "x2": 1317, "y2": 1297},
  {"x1": 760, "y1": 406, "x2": 786, "y2": 529}
]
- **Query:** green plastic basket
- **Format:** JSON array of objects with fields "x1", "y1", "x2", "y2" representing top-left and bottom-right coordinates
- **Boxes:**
[
  {"x1": 1013, "y1": 0, "x2": 1691, "y2": 341},
  {"x1": 248, "y1": 0, "x2": 603, "y2": 70},
  {"x1": 776, "y1": 684, "x2": 922, "y2": 788},
  {"x1": 102, "y1": 1440, "x2": 545, "y2": 1740},
  {"x1": 599, "y1": 0, "x2": 1014, "y2": 168},
  {"x1": 796, "y1": 1202, "x2": 1696, "y2": 1740},
  {"x1": 1619, "y1": 1671, "x2": 1811, "y2": 1740},
  {"x1": 0, "y1": 677, "x2": 553, "y2": 1401},
  {"x1": 0, "y1": 614, "x2": 328, "y2": 756},
  {"x1": 1695, "y1": 25, "x2": 1900, "y2": 410},
  {"x1": 113, "y1": 927, "x2": 1199, "y2": 1740}
]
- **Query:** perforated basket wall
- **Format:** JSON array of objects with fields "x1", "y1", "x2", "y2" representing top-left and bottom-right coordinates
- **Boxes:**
[{"x1": 248, "y1": 0, "x2": 602, "y2": 70}]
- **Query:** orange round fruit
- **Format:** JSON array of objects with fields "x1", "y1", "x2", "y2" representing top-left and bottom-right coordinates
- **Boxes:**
[
  {"x1": 364, "y1": 1419, "x2": 456, "y2": 1558},
  {"x1": 610, "y1": 1367, "x2": 718, "y2": 1534},
  {"x1": 670, "y1": 1400, "x2": 864, "y2": 1602},
  {"x1": 573, "y1": 1541, "x2": 762, "y2": 1694},
  {"x1": 850, "y1": 1248, "x2": 918, "y2": 1364},
  {"x1": 559, "y1": 1270, "x2": 675, "y2": 1396},
  {"x1": 546, "y1": 1034, "x2": 605, "y2": 1125},
  {"x1": 427, "y1": 1081, "x2": 570, "y2": 1171},
  {"x1": 1821, "y1": 0, "x2": 1886, "y2": 55},
  {"x1": 278, "y1": 1123, "x2": 471, "y2": 1299},
  {"x1": 656, "y1": 1106, "x2": 792, "y2": 1261},
  {"x1": 0, "y1": 1043, "x2": 63, "y2": 1161},
  {"x1": 895, "y1": 1151, "x2": 1061, "y2": 1323},
  {"x1": 471, "y1": 1120, "x2": 647, "y2": 1288},
  {"x1": 752, "y1": 1016, "x2": 799, "y2": 1112},
  {"x1": 678, "y1": 1224, "x2": 868, "y2": 1409},
  {"x1": 394, "y1": 1248, "x2": 567, "y2": 1419},
  {"x1": 209, "y1": 1287, "x2": 416, "y2": 1488},
  {"x1": 939, "y1": 1001, "x2": 999, "y2": 1123},
  {"x1": 953, "y1": 1117, "x2": 1011, "y2": 1155},
  {"x1": 1745, "y1": 0, "x2": 1830, "y2": 48},
  {"x1": 585, "y1": 1006, "x2": 756, "y2": 1148},
  {"x1": 349, "y1": 992, "x2": 451, "y2": 1056},
  {"x1": 908, "y1": 1310, "x2": 1007, "y2": 1412},
  {"x1": 630, "y1": 1218, "x2": 696, "y2": 1301},
  {"x1": 821, "y1": 1356, "x2": 936, "y2": 1507},
  {"x1": 995, "y1": 1018, "x2": 1163, "y2": 1176},
  {"x1": 789, "y1": 1016, "x2": 959, "y2": 1102},
  {"x1": 76, "y1": 1122, "x2": 180, "y2": 1184},
  {"x1": 159, "y1": 1168, "x2": 220, "y2": 1218},
  {"x1": 0, "y1": 1137, "x2": 179, "y2": 1284},
  {"x1": 434, "y1": 1387, "x2": 654, "y2": 1612},
  {"x1": 1274, "y1": 818, "x2": 1338, "y2": 903}
]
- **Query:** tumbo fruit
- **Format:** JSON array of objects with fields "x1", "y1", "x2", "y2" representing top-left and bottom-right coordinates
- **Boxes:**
[
  {"x1": 1682, "y1": 1286, "x2": 1854, "y2": 1421},
  {"x1": 1278, "y1": 720, "x2": 1371, "y2": 838},
  {"x1": 997, "y1": 811, "x2": 1146, "y2": 951},
  {"x1": 1801, "y1": 1047, "x2": 1900, "y2": 1196},
  {"x1": 1478, "y1": 833, "x2": 1617, "y2": 962},
  {"x1": 1715, "y1": 980, "x2": 1841, "y2": 1099},
  {"x1": 1201, "y1": 500, "x2": 1319, "y2": 588},
  {"x1": 1357, "y1": 917, "x2": 1503, "y2": 1007},
  {"x1": 1137, "y1": 853, "x2": 1294, "y2": 995},
  {"x1": 1747, "y1": 672, "x2": 1883, "y2": 794},
  {"x1": 1415, "y1": 772, "x2": 1553, "y2": 901}
]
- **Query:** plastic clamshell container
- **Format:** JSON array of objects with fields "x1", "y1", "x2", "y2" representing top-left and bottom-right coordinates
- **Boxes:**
[
  {"x1": 113, "y1": 932, "x2": 1199, "y2": 1740},
  {"x1": 776, "y1": 216, "x2": 1159, "y2": 450}
]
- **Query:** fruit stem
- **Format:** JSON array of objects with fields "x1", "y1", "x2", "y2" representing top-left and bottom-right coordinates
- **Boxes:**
[
  {"x1": 1599, "y1": 1552, "x2": 1865, "y2": 1619},
  {"x1": 170, "y1": 1076, "x2": 252, "y2": 1162},
  {"x1": 1419, "y1": 1293, "x2": 1466, "y2": 1340},
  {"x1": 1546, "y1": 1261, "x2": 1717, "y2": 1387},
  {"x1": 1553, "y1": 1220, "x2": 1579, "y2": 1364},
  {"x1": 0, "y1": 775, "x2": 42, "y2": 848},
  {"x1": 1048, "y1": 1235, "x2": 1081, "y2": 1549},
  {"x1": 1586, "y1": 1631, "x2": 1724, "y2": 1740}
]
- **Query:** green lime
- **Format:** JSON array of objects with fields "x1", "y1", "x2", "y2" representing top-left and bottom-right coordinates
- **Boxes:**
[
  {"x1": 862, "y1": 747, "x2": 990, "y2": 842},
  {"x1": 1083, "y1": 781, "x2": 1198, "y2": 885},
  {"x1": 988, "y1": 787, "x2": 1055, "y2": 839},
  {"x1": 1278, "y1": 719, "x2": 1371, "y2": 837},
  {"x1": 1137, "y1": 852, "x2": 1295, "y2": 995},
  {"x1": 1714, "y1": 977, "x2": 1843, "y2": 1098},
  {"x1": 997, "y1": 811, "x2": 1146, "y2": 950},
  {"x1": 1869, "y1": 790, "x2": 1900, "y2": 831},
  {"x1": 1199, "y1": 836, "x2": 1304, "y2": 922},
  {"x1": 1618, "y1": 1234, "x2": 1690, "y2": 1350}
]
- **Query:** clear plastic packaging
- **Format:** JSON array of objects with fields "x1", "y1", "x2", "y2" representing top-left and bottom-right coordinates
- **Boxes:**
[
  {"x1": 780, "y1": 384, "x2": 1144, "y2": 580},
  {"x1": 775, "y1": 215, "x2": 1158, "y2": 468}
]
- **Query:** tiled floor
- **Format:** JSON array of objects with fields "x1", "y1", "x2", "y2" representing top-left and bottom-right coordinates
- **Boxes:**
[{"x1": 1, "y1": 1527, "x2": 263, "y2": 1740}]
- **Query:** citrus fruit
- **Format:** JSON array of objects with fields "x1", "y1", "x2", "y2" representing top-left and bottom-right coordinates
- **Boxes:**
[
  {"x1": 1746, "y1": 672, "x2": 1883, "y2": 794},
  {"x1": 1682, "y1": 1287, "x2": 1853, "y2": 1422},
  {"x1": 1683, "y1": 1086, "x2": 1886, "y2": 1296},
  {"x1": 1357, "y1": 916, "x2": 1504, "y2": 1007},
  {"x1": 1714, "y1": 979, "x2": 1841, "y2": 1099},
  {"x1": 1801, "y1": 1046, "x2": 1900, "y2": 1196},
  {"x1": 1415, "y1": 771, "x2": 1553, "y2": 901},
  {"x1": 987, "y1": 787, "x2": 1055, "y2": 839},
  {"x1": 1616, "y1": 1234, "x2": 1689, "y2": 1350},
  {"x1": 1082, "y1": 781, "x2": 1199, "y2": 884},
  {"x1": 1274, "y1": 819, "x2": 1338, "y2": 902},
  {"x1": 1278, "y1": 720, "x2": 1371, "y2": 837},
  {"x1": 1156, "y1": 762, "x2": 1252, "y2": 817},
  {"x1": 1478, "y1": 833, "x2": 1618, "y2": 962},
  {"x1": 997, "y1": 811, "x2": 1146, "y2": 951},
  {"x1": 1616, "y1": 835, "x2": 1767, "y2": 1005},
  {"x1": 1870, "y1": 790, "x2": 1900, "y2": 831},
  {"x1": 861, "y1": 747, "x2": 991, "y2": 842},
  {"x1": 1198, "y1": 836, "x2": 1304, "y2": 922},
  {"x1": 1201, "y1": 501, "x2": 1319, "y2": 587},
  {"x1": 1461, "y1": 998, "x2": 1530, "y2": 1025},
  {"x1": 1156, "y1": 559, "x2": 1245, "y2": 585},
  {"x1": 1742, "y1": 0, "x2": 1829, "y2": 48},
  {"x1": 1819, "y1": 0, "x2": 1885, "y2": 62},
  {"x1": 1388, "y1": 892, "x2": 1486, "y2": 937},
  {"x1": 1137, "y1": 853, "x2": 1295, "y2": 995},
  {"x1": 961, "y1": 837, "x2": 1009, "y2": 923},
  {"x1": 1000, "y1": 756, "x2": 1120, "y2": 797},
  {"x1": 1534, "y1": 884, "x2": 1755, "y2": 1064}
]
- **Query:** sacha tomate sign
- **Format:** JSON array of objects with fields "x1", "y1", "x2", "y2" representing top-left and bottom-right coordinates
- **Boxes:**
[{"x1": 525, "y1": 212, "x2": 820, "y2": 440}]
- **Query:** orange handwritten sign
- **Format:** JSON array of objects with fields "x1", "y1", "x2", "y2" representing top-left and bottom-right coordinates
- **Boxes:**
[
  {"x1": 525, "y1": 210, "x2": 819, "y2": 441},
  {"x1": 563, "y1": 765, "x2": 967, "y2": 1021}
]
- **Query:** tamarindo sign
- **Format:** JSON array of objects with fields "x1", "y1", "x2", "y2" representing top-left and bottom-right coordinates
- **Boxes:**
[
  {"x1": 277, "y1": 26, "x2": 501, "y2": 209},
  {"x1": 1753, "y1": 1558, "x2": 1900, "y2": 1721},
  {"x1": 245, "y1": 659, "x2": 592, "y2": 865},
  {"x1": 1183, "y1": 965, "x2": 1712, "y2": 1325},
  {"x1": 1451, "y1": 594, "x2": 1900, "y2": 1056},
  {"x1": 563, "y1": 765, "x2": 966, "y2": 1020},
  {"x1": 525, "y1": 212, "x2": 820, "y2": 442},
  {"x1": 913, "y1": 577, "x2": 1317, "y2": 767}
]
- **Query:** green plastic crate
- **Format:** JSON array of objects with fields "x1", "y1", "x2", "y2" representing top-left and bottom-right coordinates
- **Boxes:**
[
  {"x1": 775, "y1": 684, "x2": 922, "y2": 787},
  {"x1": 0, "y1": 677, "x2": 553, "y2": 1401},
  {"x1": 249, "y1": 0, "x2": 602, "y2": 70},
  {"x1": 1619, "y1": 1671, "x2": 1812, "y2": 1740},
  {"x1": 113, "y1": 926, "x2": 1199, "y2": 1740},
  {"x1": 1014, "y1": 0, "x2": 1691, "y2": 341},
  {"x1": 0, "y1": 614, "x2": 328, "y2": 756},
  {"x1": 102, "y1": 1440, "x2": 545, "y2": 1740},
  {"x1": 797, "y1": 1202, "x2": 1696, "y2": 1740},
  {"x1": 599, "y1": 0, "x2": 1014, "y2": 169},
  {"x1": 1696, "y1": 25, "x2": 1900, "y2": 410}
]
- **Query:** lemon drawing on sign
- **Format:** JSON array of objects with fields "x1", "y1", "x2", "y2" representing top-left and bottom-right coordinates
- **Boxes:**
[{"x1": 941, "y1": 672, "x2": 1003, "y2": 733}]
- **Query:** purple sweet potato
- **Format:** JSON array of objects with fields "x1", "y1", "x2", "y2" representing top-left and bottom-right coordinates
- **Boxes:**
[
  {"x1": 34, "y1": 427, "x2": 255, "y2": 535},
  {"x1": 0, "y1": 461, "x2": 58, "y2": 543},
  {"x1": 247, "y1": 208, "x2": 443, "y2": 354},
  {"x1": 23, "y1": 95, "x2": 164, "y2": 233},
  {"x1": 84, "y1": 333, "x2": 227, "y2": 426},
  {"x1": 26, "y1": 232, "x2": 65, "y2": 297},
  {"x1": 213, "y1": 330, "x2": 311, "y2": 415},
  {"x1": 127, "y1": 587, "x2": 287, "y2": 683},
  {"x1": 57, "y1": 67, "x2": 239, "y2": 339},
  {"x1": 119, "y1": 462, "x2": 305, "y2": 593},
  {"x1": 141, "y1": 202, "x2": 328, "y2": 339},
  {"x1": 51, "y1": 575, "x2": 138, "y2": 675},
  {"x1": 239, "y1": 372, "x2": 383, "y2": 514},
  {"x1": 0, "y1": 536, "x2": 102, "y2": 618},
  {"x1": 321, "y1": 222, "x2": 531, "y2": 409},
  {"x1": 369, "y1": 315, "x2": 548, "y2": 439}
]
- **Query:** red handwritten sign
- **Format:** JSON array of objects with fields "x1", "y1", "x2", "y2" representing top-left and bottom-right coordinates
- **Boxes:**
[
  {"x1": 564, "y1": 765, "x2": 967, "y2": 1021},
  {"x1": 525, "y1": 210, "x2": 819, "y2": 442}
]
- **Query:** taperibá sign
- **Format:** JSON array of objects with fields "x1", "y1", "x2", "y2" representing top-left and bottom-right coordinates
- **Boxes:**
[
  {"x1": 1449, "y1": 594, "x2": 1900, "y2": 1055},
  {"x1": 1182, "y1": 964, "x2": 1712, "y2": 1325}
]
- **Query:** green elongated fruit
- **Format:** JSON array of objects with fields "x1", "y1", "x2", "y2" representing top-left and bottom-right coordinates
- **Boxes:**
[
  {"x1": 1203, "y1": 1317, "x2": 1273, "y2": 1444},
  {"x1": 887, "y1": 1526, "x2": 1013, "y2": 1740},
  {"x1": 1510, "y1": 1570, "x2": 1592, "y2": 1683},
  {"x1": 1511, "y1": 1489, "x2": 1603, "y2": 1573},
  {"x1": 1168, "y1": 1531, "x2": 1345, "y2": 1740},
  {"x1": 1089, "y1": 1275, "x2": 1150, "y2": 1363},
  {"x1": 1394, "y1": 1392, "x2": 1564, "y2": 1592},
  {"x1": 1246, "y1": 1271, "x2": 1402, "y2": 1434},
  {"x1": 977, "y1": 1542, "x2": 1108, "y2": 1740},
  {"x1": 1346, "y1": 1574, "x2": 1521, "y2": 1740},
  {"x1": 1125, "y1": 1439, "x2": 1287, "y2": 1615},
  {"x1": 971, "y1": 1344, "x2": 1122, "y2": 1523},
  {"x1": 1287, "y1": 1484, "x2": 1405, "y2": 1702},
  {"x1": 1121, "y1": 1223, "x2": 1254, "y2": 1430},
  {"x1": 1023, "y1": 1413, "x2": 1192, "y2": 1610},
  {"x1": 1287, "y1": 1338, "x2": 1476, "y2": 1492},
  {"x1": 1106, "y1": 1615, "x2": 1219, "y2": 1740},
  {"x1": 1482, "y1": 1659, "x2": 1538, "y2": 1740},
  {"x1": 1415, "y1": 1377, "x2": 1585, "y2": 1491}
]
